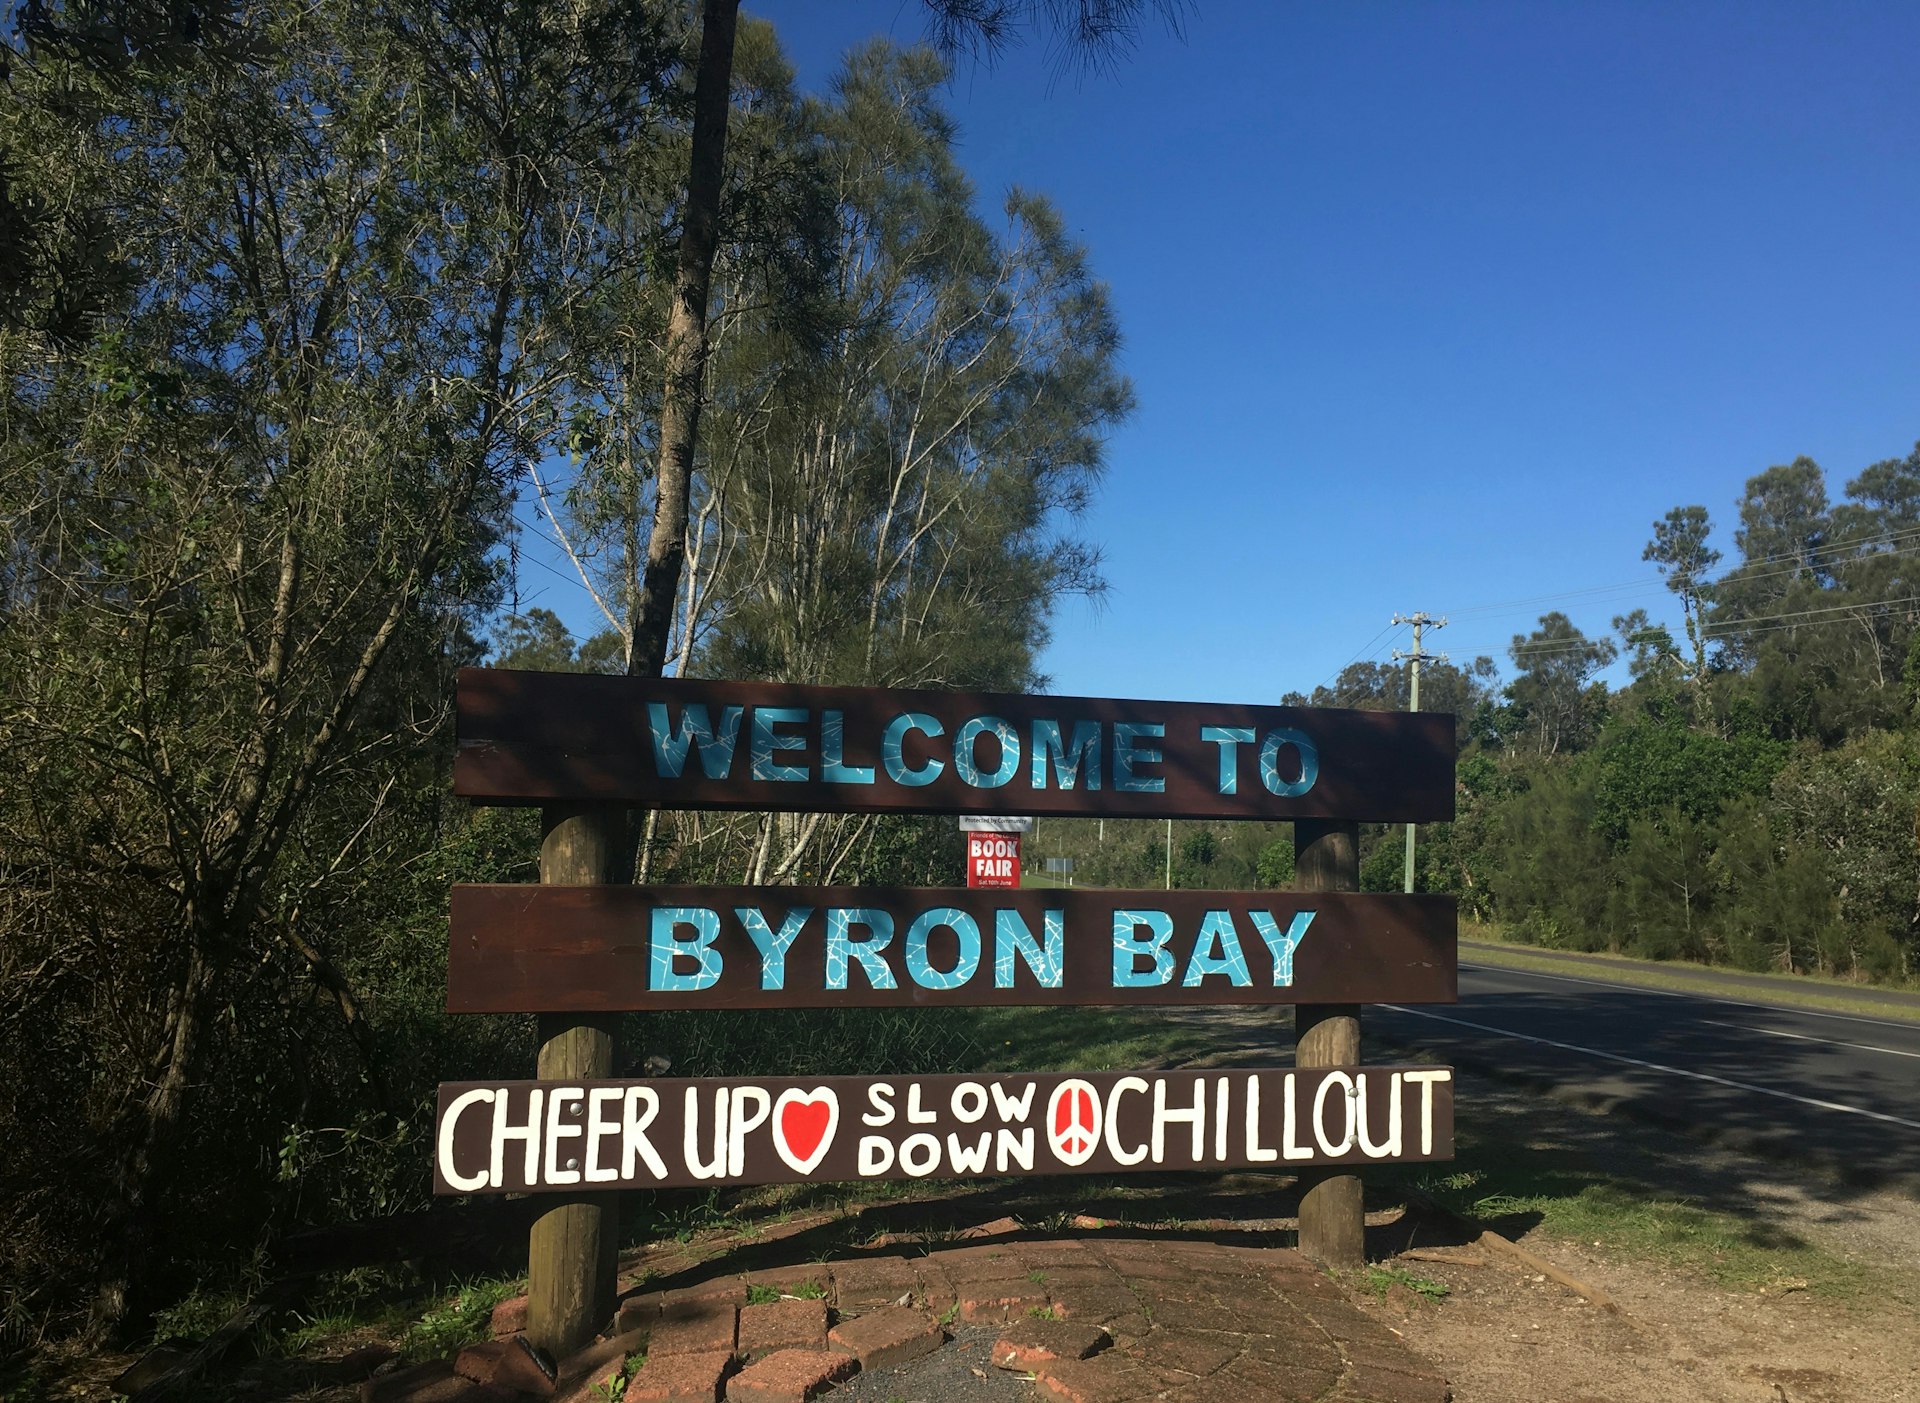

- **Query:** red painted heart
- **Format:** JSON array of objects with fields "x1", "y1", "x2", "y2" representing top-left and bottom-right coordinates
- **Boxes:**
[{"x1": 772, "y1": 1088, "x2": 839, "y2": 1173}]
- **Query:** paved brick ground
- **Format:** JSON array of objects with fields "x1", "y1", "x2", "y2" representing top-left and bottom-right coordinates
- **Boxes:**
[
  {"x1": 599, "y1": 1235, "x2": 1449, "y2": 1403},
  {"x1": 371, "y1": 1234, "x2": 1448, "y2": 1402}
]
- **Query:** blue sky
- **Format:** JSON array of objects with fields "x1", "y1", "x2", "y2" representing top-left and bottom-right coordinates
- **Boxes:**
[{"x1": 520, "y1": 1, "x2": 1920, "y2": 704}]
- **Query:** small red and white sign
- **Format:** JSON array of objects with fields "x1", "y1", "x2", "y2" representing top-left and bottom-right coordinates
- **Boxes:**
[{"x1": 966, "y1": 830, "x2": 1021, "y2": 888}]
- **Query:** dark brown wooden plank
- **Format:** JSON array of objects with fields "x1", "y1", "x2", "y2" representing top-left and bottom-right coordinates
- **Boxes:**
[
  {"x1": 445, "y1": 884, "x2": 1457, "y2": 1012},
  {"x1": 454, "y1": 668, "x2": 1456, "y2": 822},
  {"x1": 432, "y1": 1067, "x2": 1455, "y2": 1194}
]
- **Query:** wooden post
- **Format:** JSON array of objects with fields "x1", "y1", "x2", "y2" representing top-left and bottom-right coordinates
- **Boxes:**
[
  {"x1": 1293, "y1": 818, "x2": 1365, "y2": 1269},
  {"x1": 525, "y1": 806, "x2": 622, "y2": 1357}
]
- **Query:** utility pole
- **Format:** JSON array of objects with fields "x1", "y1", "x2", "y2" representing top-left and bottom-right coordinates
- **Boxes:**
[{"x1": 1391, "y1": 612, "x2": 1447, "y2": 895}]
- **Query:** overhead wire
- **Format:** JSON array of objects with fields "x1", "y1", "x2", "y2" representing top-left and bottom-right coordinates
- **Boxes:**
[
  {"x1": 1439, "y1": 522, "x2": 1920, "y2": 625},
  {"x1": 1447, "y1": 590, "x2": 1920, "y2": 661},
  {"x1": 1306, "y1": 620, "x2": 1405, "y2": 706}
]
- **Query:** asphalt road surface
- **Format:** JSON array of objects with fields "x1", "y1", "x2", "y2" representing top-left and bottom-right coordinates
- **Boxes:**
[{"x1": 1366, "y1": 948, "x2": 1920, "y2": 1188}]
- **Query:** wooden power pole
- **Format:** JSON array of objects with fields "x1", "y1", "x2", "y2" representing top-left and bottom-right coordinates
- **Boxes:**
[
  {"x1": 1391, "y1": 612, "x2": 1447, "y2": 894},
  {"x1": 1293, "y1": 818, "x2": 1364, "y2": 1268},
  {"x1": 525, "y1": 805, "x2": 622, "y2": 1357}
]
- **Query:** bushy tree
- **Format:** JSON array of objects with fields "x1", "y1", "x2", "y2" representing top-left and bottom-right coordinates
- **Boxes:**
[
  {"x1": 0, "y1": 0, "x2": 682, "y2": 1335},
  {"x1": 1504, "y1": 613, "x2": 1617, "y2": 756}
]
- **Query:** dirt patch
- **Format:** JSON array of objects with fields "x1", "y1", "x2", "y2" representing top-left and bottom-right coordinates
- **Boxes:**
[
  {"x1": 1341, "y1": 1063, "x2": 1920, "y2": 1403},
  {"x1": 1361, "y1": 1236, "x2": 1918, "y2": 1403}
]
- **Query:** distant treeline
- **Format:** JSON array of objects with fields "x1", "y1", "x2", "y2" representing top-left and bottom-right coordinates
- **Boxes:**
[{"x1": 1041, "y1": 447, "x2": 1920, "y2": 985}]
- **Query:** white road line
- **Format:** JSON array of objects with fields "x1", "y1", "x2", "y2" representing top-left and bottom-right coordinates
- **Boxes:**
[
  {"x1": 1457, "y1": 960, "x2": 1920, "y2": 1033},
  {"x1": 1378, "y1": 1004, "x2": 1920, "y2": 1132},
  {"x1": 1696, "y1": 1018, "x2": 1920, "y2": 1061}
]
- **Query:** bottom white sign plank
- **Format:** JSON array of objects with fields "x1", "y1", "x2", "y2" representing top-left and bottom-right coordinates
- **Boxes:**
[{"x1": 433, "y1": 1066, "x2": 1454, "y2": 1194}]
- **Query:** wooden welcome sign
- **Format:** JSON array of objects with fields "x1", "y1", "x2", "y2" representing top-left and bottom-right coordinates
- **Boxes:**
[
  {"x1": 454, "y1": 669, "x2": 1455, "y2": 821},
  {"x1": 446, "y1": 885, "x2": 1456, "y2": 1011},
  {"x1": 435, "y1": 668, "x2": 1459, "y2": 1198}
]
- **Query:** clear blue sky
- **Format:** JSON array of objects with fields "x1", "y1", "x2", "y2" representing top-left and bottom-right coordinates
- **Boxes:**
[{"x1": 522, "y1": 1, "x2": 1920, "y2": 704}]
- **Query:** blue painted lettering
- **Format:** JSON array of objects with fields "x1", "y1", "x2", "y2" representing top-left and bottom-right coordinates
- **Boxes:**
[
  {"x1": 993, "y1": 909, "x2": 1064, "y2": 989},
  {"x1": 1030, "y1": 719, "x2": 1103, "y2": 791},
  {"x1": 647, "y1": 703, "x2": 743, "y2": 779},
  {"x1": 1199, "y1": 725, "x2": 1256, "y2": 795},
  {"x1": 1112, "y1": 722, "x2": 1167, "y2": 793},
  {"x1": 819, "y1": 710, "x2": 876, "y2": 784},
  {"x1": 881, "y1": 713, "x2": 944, "y2": 787},
  {"x1": 750, "y1": 706, "x2": 810, "y2": 782},
  {"x1": 1182, "y1": 910, "x2": 1253, "y2": 986},
  {"x1": 905, "y1": 908, "x2": 982, "y2": 990},
  {"x1": 953, "y1": 716, "x2": 1020, "y2": 788},
  {"x1": 826, "y1": 908, "x2": 898, "y2": 990},
  {"x1": 650, "y1": 907, "x2": 723, "y2": 992},
  {"x1": 1250, "y1": 910, "x2": 1314, "y2": 985},
  {"x1": 1259, "y1": 728, "x2": 1318, "y2": 797},
  {"x1": 735, "y1": 906, "x2": 811, "y2": 990},
  {"x1": 1112, "y1": 908, "x2": 1176, "y2": 987}
]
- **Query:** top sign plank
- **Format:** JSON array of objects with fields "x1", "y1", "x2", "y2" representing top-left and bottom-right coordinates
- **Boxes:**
[{"x1": 455, "y1": 668, "x2": 1456, "y2": 823}]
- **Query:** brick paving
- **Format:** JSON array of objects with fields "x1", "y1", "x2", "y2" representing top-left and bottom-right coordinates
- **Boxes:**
[
  {"x1": 371, "y1": 1235, "x2": 1449, "y2": 1403},
  {"x1": 737, "y1": 1298, "x2": 829, "y2": 1358},
  {"x1": 655, "y1": 1235, "x2": 1444, "y2": 1402}
]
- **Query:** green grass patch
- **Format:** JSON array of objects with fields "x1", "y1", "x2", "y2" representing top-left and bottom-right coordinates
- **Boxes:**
[
  {"x1": 149, "y1": 1285, "x2": 252, "y2": 1342},
  {"x1": 590, "y1": 1349, "x2": 646, "y2": 1401},
  {"x1": 1414, "y1": 1153, "x2": 1880, "y2": 1301},
  {"x1": 1462, "y1": 927, "x2": 1920, "y2": 1020},
  {"x1": 968, "y1": 1005, "x2": 1217, "y2": 1074},
  {"x1": 1360, "y1": 1266, "x2": 1448, "y2": 1302},
  {"x1": 746, "y1": 1278, "x2": 824, "y2": 1306},
  {"x1": 398, "y1": 1274, "x2": 526, "y2": 1362}
]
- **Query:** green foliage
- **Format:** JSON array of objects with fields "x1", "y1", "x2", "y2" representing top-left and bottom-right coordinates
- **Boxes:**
[
  {"x1": 1359, "y1": 1267, "x2": 1448, "y2": 1302},
  {"x1": 1583, "y1": 711, "x2": 1789, "y2": 843},
  {"x1": 1255, "y1": 838, "x2": 1295, "y2": 889},
  {"x1": 400, "y1": 1276, "x2": 525, "y2": 1364},
  {"x1": 1359, "y1": 833, "x2": 1404, "y2": 893},
  {"x1": 592, "y1": 1351, "x2": 648, "y2": 1402},
  {"x1": 0, "y1": 5, "x2": 1144, "y2": 1348},
  {"x1": 1506, "y1": 613, "x2": 1618, "y2": 756},
  {"x1": 1437, "y1": 444, "x2": 1920, "y2": 981},
  {"x1": 1771, "y1": 731, "x2": 1920, "y2": 978}
]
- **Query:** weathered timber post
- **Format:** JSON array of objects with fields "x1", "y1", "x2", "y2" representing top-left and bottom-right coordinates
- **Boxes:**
[
  {"x1": 1293, "y1": 817, "x2": 1365, "y2": 1269},
  {"x1": 525, "y1": 805, "x2": 622, "y2": 1357}
]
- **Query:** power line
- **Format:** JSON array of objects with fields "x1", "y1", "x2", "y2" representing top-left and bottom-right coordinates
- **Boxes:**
[
  {"x1": 1448, "y1": 590, "x2": 1920, "y2": 661},
  {"x1": 1313, "y1": 620, "x2": 1401, "y2": 694},
  {"x1": 1439, "y1": 524, "x2": 1920, "y2": 624}
]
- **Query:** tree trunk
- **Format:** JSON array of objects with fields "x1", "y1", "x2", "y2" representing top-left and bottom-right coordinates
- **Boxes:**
[
  {"x1": 522, "y1": 0, "x2": 740, "y2": 1353},
  {"x1": 628, "y1": 0, "x2": 740, "y2": 680},
  {"x1": 94, "y1": 925, "x2": 216, "y2": 1339}
]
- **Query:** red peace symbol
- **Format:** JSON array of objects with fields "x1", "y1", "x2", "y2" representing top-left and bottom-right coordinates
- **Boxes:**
[{"x1": 1046, "y1": 1080, "x2": 1101, "y2": 1166}]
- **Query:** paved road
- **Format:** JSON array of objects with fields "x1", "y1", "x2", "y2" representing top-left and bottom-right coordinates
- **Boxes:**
[{"x1": 1367, "y1": 955, "x2": 1920, "y2": 1188}]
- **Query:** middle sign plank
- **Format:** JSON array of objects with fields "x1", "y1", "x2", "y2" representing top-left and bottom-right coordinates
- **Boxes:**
[{"x1": 447, "y1": 884, "x2": 1457, "y2": 1012}]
